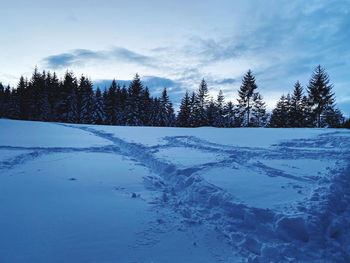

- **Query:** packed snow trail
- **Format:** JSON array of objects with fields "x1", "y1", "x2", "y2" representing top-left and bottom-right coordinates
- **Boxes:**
[{"x1": 64, "y1": 124, "x2": 350, "y2": 262}]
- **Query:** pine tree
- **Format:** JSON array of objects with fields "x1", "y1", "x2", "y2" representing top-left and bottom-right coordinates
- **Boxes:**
[
  {"x1": 224, "y1": 101, "x2": 235, "y2": 127},
  {"x1": 307, "y1": 65, "x2": 335, "y2": 128},
  {"x1": 27, "y1": 67, "x2": 45, "y2": 120},
  {"x1": 177, "y1": 91, "x2": 191, "y2": 127},
  {"x1": 2, "y1": 86, "x2": 11, "y2": 118},
  {"x1": 16, "y1": 76, "x2": 28, "y2": 120},
  {"x1": 290, "y1": 81, "x2": 304, "y2": 127},
  {"x1": 57, "y1": 71, "x2": 79, "y2": 123},
  {"x1": 0, "y1": 82, "x2": 4, "y2": 117},
  {"x1": 322, "y1": 107, "x2": 344, "y2": 128},
  {"x1": 79, "y1": 76, "x2": 94, "y2": 124},
  {"x1": 250, "y1": 93, "x2": 268, "y2": 127},
  {"x1": 92, "y1": 88, "x2": 104, "y2": 124},
  {"x1": 47, "y1": 72, "x2": 60, "y2": 121},
  {"x1": 237, "y1": 70, "x2": 258, "y2": 127},
  {"x1": 104, "y1": 80, "x2": 118, "y2": 125},
  {"x1": 141, "y1": 86, "x2": 153, "y2": 126},
  {"x1": 189, "y1": 91, "x2": 197, "y2": 127},
  {"x1": 39, "y1": 92, "x2": 51, "y2": 121},
  {"x1": 206, "y1": 98, "x2": 217, "y2": 126},
  {"x1": 269, "y1": 95, "x2": 291, "y2": 127},
  {"x1": 214, "y1": 90, "x2": 225, "y2": 127},
  {"x1": 158, "y1": 88, "x2": 175, "y2": 126},
  {"x1": 118, "y1": 85, "x2": 128, "y2": 125},
  {"x1": 7, "y1": 88, "x2": 20, "y2": 119},
  {"x1": 301, "y1": 95, "x2": 314, "y2": 127},
  {"x1": 126, "y1": 74, "x2": 144, "y2": 126},
  {"x1": 195, "y1": 79, "x2": 209, "y2": 126},
  {"x1": 343, "y1": 118, "x2": 350, "y2": 129}
]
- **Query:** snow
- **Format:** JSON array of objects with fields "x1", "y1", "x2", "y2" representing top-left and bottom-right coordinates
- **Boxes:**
[
  {"x1": 84, "y1": 125, "x2": 328, "y2": 147},
  {"x1": 0, "y1": 119, "x2": 110, "y2": 147},
  {"x1": 1, "y1": 119, "x2": 350, "y2": 262}
]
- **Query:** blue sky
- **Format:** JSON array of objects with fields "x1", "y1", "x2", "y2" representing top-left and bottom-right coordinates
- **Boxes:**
[{"x1": 1, "y1": 0, "x2": 350, "y2": 113}]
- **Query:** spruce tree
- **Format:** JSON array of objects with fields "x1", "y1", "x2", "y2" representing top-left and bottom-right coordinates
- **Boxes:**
[
  {"x1": 141, "y1": 87, "x2": 152, "y2": 126},
  {"x1": 126, "y1": 74, "x2": 144, "y2": 126},
  {"x1": 290, "y1": 81, "x2": 304, "y2": 127},
  {"x1": 0, "y1": 82, "x2": 4, "y2": 117},
  {"x1": 92, "y1": 88, "x2": 104, "y2": 124},
  {"x1": 7, "y1": 88, "x2": 20, "y2": 119},
  {"x1": 323, "y1": 107, "x2": 344, "y2": 128},
  {"x1": 149, "y1": 97, "x2": 161, "y2": 126},
  {"x1": 79, "y1": 76, "x2": 94, "y2": 124},
  {"x1": 269, "y1": 95, "x2": 291, "y2": 127},
  {"x1": 224, "y1": 101, "x2": 235, "y2": 127},
  {"x1": 214, "y1": 90, "x2": 225, "y2": 127},
  {"x1": 237, "y1": 70, "x2": 258, "y2": 127},
  {"x1": 189, "y1": 91, "x2": 197, "y2": 127},
  {"x1": 57, "y1": 71, "x2": 79, "y2": 123},
  {"x1": 16, "y1": 76, "x2": 28, "y2": 120},
  {"x1": 47, "y1": 72, "x2": 60, "y2": 121},
  {"x1": 307, "y1": 65, "x2": 335, "y2": 127},
  {"x1": 104, "y1": 80, "x2": 118, "y2": 125},
  {"x1": 206, "y1": 98, "x2": 217, "y2": 126},
  {"x1": 177, "y1": 91, "x2": 191, "y2": 127},
  {"x1": 195, "y1": 79, "x2": 209, "y2": 126},
  {"x1": 2, "y1": 86, "x2": 11, "y2": 118},
  {"x1": 250, "y1": 93, "x2": 268, "y2": 127},
  {"x1": 158, "y1": 88, "x2": 175, "y2": 126}
]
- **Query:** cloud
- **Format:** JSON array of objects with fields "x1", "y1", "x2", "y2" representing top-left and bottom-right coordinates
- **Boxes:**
[
  {"x1": 43, "y1": 47, "x2": 154, "y2": 69},
  {"x1": 38, "y1": 1, "x2": 350, "y2": 115}
]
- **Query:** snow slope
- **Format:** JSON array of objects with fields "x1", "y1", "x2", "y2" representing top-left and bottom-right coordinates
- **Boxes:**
[{"x1": 0, "y1": 119, "x2": 349, "y2": 262}]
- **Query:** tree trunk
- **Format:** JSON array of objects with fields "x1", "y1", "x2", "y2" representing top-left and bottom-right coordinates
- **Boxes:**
[{"x1": 247, "y1": 99, "x2": 250, "y2": 127}]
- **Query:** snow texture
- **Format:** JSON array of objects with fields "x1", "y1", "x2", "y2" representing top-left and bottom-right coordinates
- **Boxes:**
[{"x1": 0, "y1": 119, "x2": 349, "y2": 262}]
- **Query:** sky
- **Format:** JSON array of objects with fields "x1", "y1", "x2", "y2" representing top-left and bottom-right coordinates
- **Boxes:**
[{"x1": 1, "y1": 0, "x2": 350, "y2": 114}]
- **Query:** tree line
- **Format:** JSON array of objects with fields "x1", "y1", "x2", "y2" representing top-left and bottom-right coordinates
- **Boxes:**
[{"x1": 0, "y1": 65, "x2": 348, "y2": 128}]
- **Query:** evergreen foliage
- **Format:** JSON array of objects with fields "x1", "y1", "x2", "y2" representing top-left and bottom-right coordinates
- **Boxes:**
[
  {"x1": 0, "y1": 66, "x2": 344, "y2": 129},
  {"x1": 307, "y1": 65, "x2": 335, "y2": 128},
  {"x1": 237, "y1": 70, "x2": 258, "y2": 127}
]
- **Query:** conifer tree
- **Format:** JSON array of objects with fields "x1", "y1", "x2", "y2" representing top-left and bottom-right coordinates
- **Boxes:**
[
  {"x1": 92, "y1": 88, "x2": 104, "y2": 124},
  {"x1": 323, "y1": 107, "x2": 344, "y2": 128},
  {"x1": 104, "y1": 80, "x2": 118, "y2": 125},
  {"x1": 2, "y1": 86, "x2": 11, "y2": 118},
  {"x1": 189, "y1": 91, "x2": 197, "y2": 127},
  {"x1": 0, "y1": 82, "x2": 4, "y2": 117},
  {"x1": 237, "y1": 70, "x2": 258, "y2": 127},
  {"x1": 79, "y1": 76, "x2": 94, "y2": 124},
  {"x1": 269, "y1": 95, "x2": 291, "y2": 127},
  {"x1": 206, "y1": 98, "x2": 217, "y2": 126},
  {"x1": 214, "y1": 90, "x2": 225, "y2": 127},
  {"x1": 7, "y1": 88, "x2": 20, "y2": 119},
  {"x1": 250, "y1": 93, "x2": 268, "y2": 127},
  {"x1": 307, "y1": 65, "x2": 335, "y2": 127},
  {"x1": 47, "y1": 72, "x2": 60, "y2": 121},
  {"x1": 177, "y1": 91, "x2": 191, "y2": 127},
  {"x1": 141, "y1": 87, "x2": 152, "y2": 126},
  {"x1": 194, "y1": 79, "x2": 209, "y2": 126},
  {"x1": 126, "y1": 74, "x2": 144, "y2": 126},
  {"x1": 290, "y1": 81, "x2": 304, "y2": 127},
  {"x1": 149, "y1": 97, "x2": 161, "y2": 126},
  {"x1": 158, "y1": 88, "x2": 175, "y2": 126},
  {"x1": 16, "y1": 76, "x2": 28, "y2": 120},
  {"x1": 224, "y1": 101, "x2": 235, "y2": 127}
]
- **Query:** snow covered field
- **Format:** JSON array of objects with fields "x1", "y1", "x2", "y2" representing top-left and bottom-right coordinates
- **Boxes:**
[{"x1": 0, "y1": 119, "x2": 349, "y2": 262}]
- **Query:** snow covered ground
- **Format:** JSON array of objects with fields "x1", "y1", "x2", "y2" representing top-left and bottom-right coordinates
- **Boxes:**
[{"x1": 0, "y1": 119, "x2": 349, "y2": 262}]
